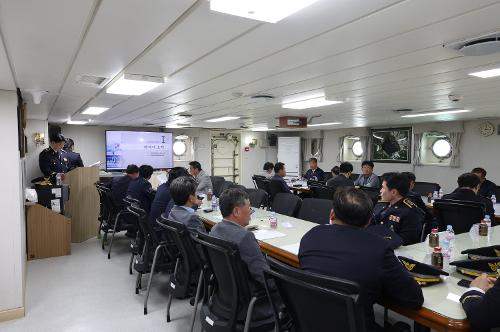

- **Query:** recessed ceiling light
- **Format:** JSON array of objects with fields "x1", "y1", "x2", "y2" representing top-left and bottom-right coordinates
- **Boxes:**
[
  {"x1": 82, "y1": 106, "x2": 109, "y2": 115},
  {"x1": 282, "y1": 97, "x2": 343, "y2": 109},
  {"x1": 205, "y1": 116, "x2": 240, "y2": 123},
  {"x1": 307, "y1": 122, "x2": 342, "y2": 127},
  {"x1": 401, "y1": 109, "x2": 471, "y2": 118},
  {"x1": 210, "y1": 0, "x2": 319, "y2": 23},
  {"x1": 175, "y1": 134, "x2": 189, "y2": 140},
  {"x1": 106, "y1": 74, "x2": 165, "y2": 95},
  {"x1": 67, "y1": 120, "x2": 88, "y2": 125},
  {"x1": 469, "y1": 67, "x2": 500, "y2": 78}
]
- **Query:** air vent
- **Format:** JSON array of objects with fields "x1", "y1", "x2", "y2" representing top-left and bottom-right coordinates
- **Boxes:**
[
  {"x1": 250, "y1": 94, "x2": 275, "y2": 102},
  {"x1": 393, "y1": 108, "x2": 413, "y2": 115},
  {"x1": 444, "y1": 31, "x2": 500, "y2": 56},
  {"x1": 76, "y1": 75, "x2": 107, "y2": 87}
]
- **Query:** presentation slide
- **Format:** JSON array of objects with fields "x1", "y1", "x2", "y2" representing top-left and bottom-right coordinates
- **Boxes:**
[{"x1": 106, "y1": 131, "x2": 173, "y2": 170}]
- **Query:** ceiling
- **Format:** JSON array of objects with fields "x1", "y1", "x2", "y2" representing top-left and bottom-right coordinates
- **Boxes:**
[{"x1": 1, "y1": 0, "x2": 500, "y2": 130}]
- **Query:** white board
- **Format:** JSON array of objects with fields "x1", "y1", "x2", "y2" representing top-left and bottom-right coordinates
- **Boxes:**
[{"x1": 277, "y1": 137, "x2": 301, "y2": 177}]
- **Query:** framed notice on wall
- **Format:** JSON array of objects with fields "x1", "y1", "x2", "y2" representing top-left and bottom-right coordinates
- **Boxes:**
[{"x1": 371, "y1": 127, "x2": 412, "y2": 163}]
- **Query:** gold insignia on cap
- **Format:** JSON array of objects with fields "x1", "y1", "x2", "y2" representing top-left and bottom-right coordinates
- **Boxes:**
[
  {"x1": 488, "y1": 262, "x2": 499, "y2": 272},
  {"x1": 495, "y1": 249, "x2": 500, "y2": 257},
  {"x1": 402, "y1": 260, "x2": 416, "y2": 271}
]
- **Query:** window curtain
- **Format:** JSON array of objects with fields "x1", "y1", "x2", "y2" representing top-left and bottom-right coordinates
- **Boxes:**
[
  {"x1": 360, "y1": 135, "x2": 370, "y2": 161},
  {"x1": 301, "y1": 138, "x2": 324, "y2": 162},
  {"x1": 337, "y1": 136, "x2": 345, "y2": 162},
  {"x1": 449, "y1": 132, "x2": 463, "y2": 167},
  {"x1": 413, "y1": 133, "x2": 423, "y2": 166}
]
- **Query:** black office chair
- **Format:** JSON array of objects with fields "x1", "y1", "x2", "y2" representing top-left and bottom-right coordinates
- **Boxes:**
[
  {"x1": 272, "y1": 193, "x2": 301, "y2": 217},
  {"x1": 359, "y1": 186, "x2": 380, "y2": 205},
  {"x1": 219, "y1": 181, "x2": 235, "y2": 195},
  {"x1": 156, "y1": 217, "x2": 204, "y2": 329},
  {"x1": 433, "y1": 199, "x2": 485, "y2": 234},
  {"x1": 310, "y1": 185, "x2": 335, "y2": 200},
  {"x1": 211, "y1": 176, "x2": 226, "y2": 197},
  {"x1": 412, "y1": 182, "x2": 440, "y2": 196},
  {"x1": 350, "y1": 173, "x2": 359, "y2": 181},
  {"x1": 245, "y1": 188, "x2": 269, "y2": 209},
  {"x1": 252, "y1": 175, "x2": 268, "y2": 191},
  {"x1": 192, "y1": 232, "x2": 275, "y2": 332},
  {"x1": 228, "y1": 183, "x2": 246, "y2": 191},
  {"x1": 263, "y1": 257, "x2": 366, "y2": 332},
  {"x1": 268, "y1": 180, "x2": 289, "y2": 201},
  {"x1": 306, "y1": 179, "x2": 324, "y2": 187},
  {"x1": 95, "y1": 183, "x2": 110, "y2": 236},
  {"x1": 323, "y1": 173, "x2": 333, "y2": 182},
  {"x1": 495, "y1": 186, "x2": 500, "y2": 199},
  {"x1": 296, "y1": 198, "x2": 332, "y2": 225}
]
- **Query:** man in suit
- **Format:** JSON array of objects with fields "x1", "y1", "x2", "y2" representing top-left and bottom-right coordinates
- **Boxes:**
[
  {"x1": 168, "y1": 176, "x2": 206, "y2": 234},
  {"x1": 63, "y1": 138, "x2": 84, "y2": 171},
  {"x1": 270, "y1": 162, "x2": 290, "y2": 195},
  {"x1": 443, "y1": 173, "x2": 495, "y2": 218},
  {"x1": 303, "y1": 157, "x2": 325, "y2": 181},
  {"x1": 107, "y1": 164, "x2": 139, "y2": 209},
  {"x1": 401, "y1": 171, "x2": 432, "y2": 221},
  {"x1": 189, "y1": 161, "x2": 213, "y2": 194},
  {"x1": 326, "y1": 161, "x2": 354, "y2": 192},
  {"x1": 38, "y1": 133, "x2": 68, "y2": 182},
  {"x1": 354, "y1": 160, "x2": 380, "y2": 188},
  {"x1": 127, "y1": 165, "x2": 155, "y2": 214},
  {"x1": 373, "y1": 173, "x2": 424, "y2": 245},
  {"x1": 460, "y1": 273, "x2": 500, "y2": 331},
  {"x1": 472, "y1": 167, "x2": 497, "y2": 199},
  {"x1": 299, "y1": 187, "x2": 423, "y2": 332}
]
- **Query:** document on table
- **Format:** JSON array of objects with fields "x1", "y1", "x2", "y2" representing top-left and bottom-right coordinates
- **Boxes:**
[
  {"x1": 280, "y1": 243, "x2": 300, "y2": 255},
  {"x1": 253, "y1": 229, "x2": 287, "y2": 241}
]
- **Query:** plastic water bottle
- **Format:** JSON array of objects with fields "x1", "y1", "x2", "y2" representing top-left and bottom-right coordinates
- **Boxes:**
[
  {"x1": 484, "y1": 215, "x2": 492, "y2": 229},
  {"x1": 491, "y1": 195, "x2": 497, "y2": 205},
  {"x1": 269, "y1": 212, "x2": 278, "y2": 229},
  {"x1": 438, "y1": 189, "x2": 443, "y2": 199},
  {"x1": 211, "y1": 197, "x2": 218, "y2": 211},
  {"x1": 432, "y1": 191, "x2": 439, "y2": 203},
  {"x1": 445, "y1": 225, "x2": 455, "y2": 250}
]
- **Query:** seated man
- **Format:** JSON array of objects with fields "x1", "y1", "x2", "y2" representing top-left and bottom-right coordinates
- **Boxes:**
[
  {"x1": 127, "y1": 165, "x2": 155, "y2": 214},
  {"x1": 331, "y1": 165, "x2": 340, "y2": 179},
  {"x1": 270, "y1": 162, "x2": 290, "y2": 195},
  {"x1": 354, "y1": 160, "x2": 380, "y2": 188},
  {"x1": 460, "y1": 273, "x2": 500, "y2": 331},
  {"x1": 189, "y1": 161, "x2": 213, "y2": 194},
  {"x1": 168, "y1": 176, "x2": 207, "y2": 234},
  {"x1": 299, "y1": 187, "x2": 423, "y2": 332},
  {"x1": 63, "y1": 138, "x2": 84, "y2": 171},
  {"x1": 107, "y1": 164, "x2": 139, "y2": 209},
  {"x1": 373, "y1": 173, "x2": 424, "y2": 245},
  {"x1": 303, "y1": 157, "x2": 325, "y2": 181},
  {"x1": 326, "y1": 161, "x2": 354, "y2": 192},
  {"x1": 210, "y1": 188, "x2": 272, "y2": 320},
  {"x1": 472, "y1": 167, "x2": 497, "y2": 199},
  {"x1": 148, "y1": 167, "x2": 190, "y2": 225},
  {"x1": 261, "y1": 162, "x2": 274, "y2": 179},
  {"x1": 443, "y1": 173, "x2": 495, "y2": 217},
  {"x1": 401, "y1": 171, "x2": 432, "y2": 220}
]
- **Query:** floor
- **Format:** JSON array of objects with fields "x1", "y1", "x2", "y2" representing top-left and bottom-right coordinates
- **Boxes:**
[{"x1": 0, "y1": 235, "x2": 197, "y2": 332}]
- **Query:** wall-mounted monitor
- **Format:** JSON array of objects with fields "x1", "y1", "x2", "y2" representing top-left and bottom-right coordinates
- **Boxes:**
[{"x1": 105, "y1": 131, "x2": 173, "y2": 170}]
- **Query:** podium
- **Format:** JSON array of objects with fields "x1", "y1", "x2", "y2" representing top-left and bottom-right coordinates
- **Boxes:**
[{"x1": 63, "y1": 166, "x2": 99, "y2": 243}]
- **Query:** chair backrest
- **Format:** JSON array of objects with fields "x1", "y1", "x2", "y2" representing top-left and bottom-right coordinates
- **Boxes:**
[
  {"x1": 433, "y1": 199, "x2": 485, "y2": 234},
  {"x1": 252, "y1": 175, "x2": 268, "y2": 191},
  {"x1": 192, "y1": 231, "x2": 253, "y2": 329},
  {"x1": 323, "y1": 173, "x2": 333, "y2": 182},
  {"x1": 350, "y1": 173, "x2": 359, "y2": 181},
  {"x1": 211, "y1": 176, "x2": 226, "y2": 197},
  {"x1": 252, "y1": 175, "x2": 266, "y2": 189},
  {"x1": 307, "y1": 179, "x2": 324, "y2": 187},
  {"x1": 413, "y1": 182, "x2": 440, "y2": 196},
  {"x1": 310, "y1": 185, "x2": 335, "y2": 200},
  {"x1": 245, "y1": 188, "x2": 269, "y2": 208},
  {"x1": 128, "y1": 205, "x2": 158, "y2": 246},
  {"x1": 264, "y1": 257, "x2": 366, "y2": 332},
  {"x1": 272, "y1": 193, "x2": 301, "y2": 217},
  {"x1": 157, "y1": 217, "x2": 202, "y2": 296},
  {"x1": 228, "y1": 183, "x2": 246, "y2": 191},
  {"x1": 297, "y1": 198, "x2": 332, "y2": 224},
  {"x1": 268, "y1": 180, "x2": 287, "y2": 199},
  {"x1": 359, "y1": 186, "x2": 379, "y2": 205},
  {"x1": 496, "y1": 186, "x2": 500, "y2": 199}
]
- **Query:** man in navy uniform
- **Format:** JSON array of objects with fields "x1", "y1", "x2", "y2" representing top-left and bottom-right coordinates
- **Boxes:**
[
  {"x1": 107, "y1": 164, "x2": 139, "y2": 209},
  {"x1": 460, "y1": 273, "x2": 500, "y2": 331},
  {"x1": 472, "y1": 167, "x2": 497, "y2": 199},
  {"x1": 38, "y1": 133, "x2": 68, "y2": 181},
  {"x1": 299, "y1": 187, "x2": 423, "y2": 332},
  {"x1": 303, "y1": 157, "x2": 325, "y2": 181},
  {"x1": 63, "y1": 138, "x2": 84, "y2": 171},
  {"x1": 127, "y1": 165, "x2": 155, "y2": 214},
  {"x1": 372, "y1": 172, "x2": 424, "y2": 245}
]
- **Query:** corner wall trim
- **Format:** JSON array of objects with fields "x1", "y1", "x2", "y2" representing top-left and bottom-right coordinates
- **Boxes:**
[{"x1": 0, "y1": 307, "x2": 25, "y2": 322}]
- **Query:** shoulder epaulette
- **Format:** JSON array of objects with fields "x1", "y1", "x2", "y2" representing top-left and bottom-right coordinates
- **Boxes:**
[{"x1": 403, "y1": 198, "x2": 415, "y2": 208}]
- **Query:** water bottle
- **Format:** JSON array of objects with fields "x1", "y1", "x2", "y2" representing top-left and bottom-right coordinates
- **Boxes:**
[
  {"x1": 56, "y1": 173, "x2": 62, "y2": 186},
  {"x1": 432, "y1": 191, "x2": 439, "y2": 203},
  {"x1": 445, "y1": 225, "x2": 455, "y2": 250},
  {"x1": 269, "y1": 212, "x2": 278, "y2": 229},
  {"x1": 438, "y1": 189, "x2": 443, "y2": 199},
  {"x1": 484, "y1": 215, "x2": 491, "y2": 229},
  {"x1": 211, "y1": 197, "x2": 218, "y2": 211},
  {"x1": 491, "y1": 195, "x2": 497, "y2": 205}
]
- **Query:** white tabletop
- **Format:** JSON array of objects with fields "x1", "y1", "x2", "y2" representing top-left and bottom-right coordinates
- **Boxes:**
[{"x1": 198, "y1": 208, "x2": 500, "y2": 322}]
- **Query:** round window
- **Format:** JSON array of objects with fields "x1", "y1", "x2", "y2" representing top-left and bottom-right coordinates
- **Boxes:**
[
  {"x1": 352, "y1": 141, "x2": 363, "y2": 158},
  {"x1": 173, "y1": 140, "x2": 187, "y2": 156},
  {"x1": 432, "y1": 139, "x2": 452, "y2": 159}
]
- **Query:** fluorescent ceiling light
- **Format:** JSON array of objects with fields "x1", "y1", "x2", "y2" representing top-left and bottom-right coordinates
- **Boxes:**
[
  {"x1": 67, "y1": 120, "x2": 87, "y2": 125},
  {"x1": 251, "y1": 127, "x2": 275, "y2": 131},
  {"x1": 205, "y1": 116, "x2": 240, "y2": 123},
  {"x1": 175, "y1": 134, "x2": 189, "y2": 140},
  {"x1": 106, "y1": 74, "x2": 165, "y2": 95},
  {"x1": 469, "y1": 67, "x2": 500, "y2": 78},
  {"x1": 82, "y1": 106, "x2": 109, "y2": 115},
  {"x1": 308, "y1": 122, "x2": 341, "y2": 127},
  {"x1": 282, "y1": 97, "x2": 343, "y2": 109},
  {"x1": 401, "y1": 109, "x2": 470, "y2": 118},
  {"x1": 210, "y1": 0, "x2": 319, "y2": 23}
]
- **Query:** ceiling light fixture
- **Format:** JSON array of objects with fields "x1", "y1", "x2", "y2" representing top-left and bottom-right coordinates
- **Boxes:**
[
  {"x1": 307, "y1": 122, "x2": 341, "y2": 127},
  {"x1": 205, "y1": 116, "x2": 240, "y2": 123},
  {"x1": 469, "y1": 67, "x2": 500, "y2": 78},
  {"x1": 209, "y1": 0, "x2": 319, "y2": 23},
  {"x1": 175, "y1": 134, "x2": 189, "y2": 140},
  {"x1": 106, "y1": 74, "x2": 165, "y2": 95},
  {"x1": 67, "y1": 120, "x2": 88, "y2": 125},
  {"x1": 82, "y1": 106, "x2": 109, "y2": 115},
  {"x1": 282, "y1": 97, "x2": 343, "y2": 109},
  {"x1": 401, "y1": 109, "x2": 471, "y2": 118}
]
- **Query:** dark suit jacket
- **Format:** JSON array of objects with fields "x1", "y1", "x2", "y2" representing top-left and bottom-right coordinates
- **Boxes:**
[
  {"x1": 299, "y1": 224, "x2": 423, "y2": 332},
  {"x1": 478, "y1": 179, "x2": 497, "y2": 198},
  {"x1": 108, "y1": 175, "x2": 132, "y2": 208},
  {"x1": 443, "y1": 188, "x2": 495, "y2": 218},
  {"x1": 303, "y1": 167, "x2": 325, "y2": 181},
  {"x1": 64, "y1": 151, "x2": 84, "y2": 171},
  {"x1": 168, "y1": 205, "x2": 206, "y2": 234},
  {"x1": 127, "y1": 177, "x2": 154, "y2": 213},
  {"x1": 460, "y1": 279, "x2": 500, "y2": 331},
  {"x1": 406, "y1": 190, "x2": 432, "y2": 221},
  {"x1": 270, "y1": 175, "x2": 290, "y2": 195},
  {"x1": 326, "y1": 174, "x2": 354, "y2": 192},
  {"x1": 149, "y1": 182, "x2": 172, "y2": 225}
]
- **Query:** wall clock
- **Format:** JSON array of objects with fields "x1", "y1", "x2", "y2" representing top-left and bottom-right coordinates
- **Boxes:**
[{"x1": 479, "y1": 122, "x2": 495, "y2": 137}]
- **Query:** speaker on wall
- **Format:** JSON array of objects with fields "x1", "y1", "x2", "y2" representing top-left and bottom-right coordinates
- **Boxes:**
[{"x1": 268, "y1": 133, "x2": 277, "y2": 147}]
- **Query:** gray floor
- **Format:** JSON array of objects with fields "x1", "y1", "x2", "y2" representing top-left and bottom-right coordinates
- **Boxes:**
[{"x1": 0, "y1": 235, "x2": 196, "y2": 332}]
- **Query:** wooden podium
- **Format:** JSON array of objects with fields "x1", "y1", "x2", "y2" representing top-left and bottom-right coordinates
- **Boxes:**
[{"x1": 63, "y1": 166, "x2": 99, "y2": 243}]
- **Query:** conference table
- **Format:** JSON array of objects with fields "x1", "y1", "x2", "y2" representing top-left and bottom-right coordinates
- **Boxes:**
[{"x1": 197, "y1": 207, "x2": 500, "y2": 332}]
